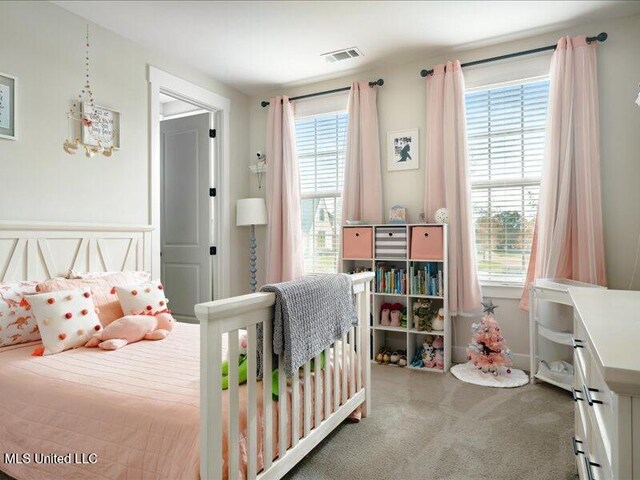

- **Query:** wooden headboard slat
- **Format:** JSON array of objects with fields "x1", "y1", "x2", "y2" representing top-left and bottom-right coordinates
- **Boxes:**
[{"x1": 0, "y1": 221, "x2": 153, "y2": 282}]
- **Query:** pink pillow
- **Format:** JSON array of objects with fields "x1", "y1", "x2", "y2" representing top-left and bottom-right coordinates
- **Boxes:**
[
  {"x1": 0, "y1": 281, "x2": 41, "y2": 347},
  {"x1": 36, "y1": 272, "x2": 149, "y2": 327}
]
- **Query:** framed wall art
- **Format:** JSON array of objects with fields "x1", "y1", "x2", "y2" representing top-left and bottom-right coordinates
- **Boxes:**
[
  {"x1": 81, "y1": 102, "x2": 121, "y2": 149},
  {"x1": 0, "y1": 72, "x2": 17, "y2": 140},
  {"x1": 387, "y1": 128, "x2": 419, "y2": 171}
]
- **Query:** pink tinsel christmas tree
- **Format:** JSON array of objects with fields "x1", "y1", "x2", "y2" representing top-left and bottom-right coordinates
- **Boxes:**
[{"x1": 467, "y1": 300, "x2": 512, "y2": 376}]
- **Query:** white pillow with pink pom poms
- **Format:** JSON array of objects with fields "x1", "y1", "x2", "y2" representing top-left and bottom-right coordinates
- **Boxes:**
[{"x1": 115, "y1": 280, "x2": 169, "y2": 316}]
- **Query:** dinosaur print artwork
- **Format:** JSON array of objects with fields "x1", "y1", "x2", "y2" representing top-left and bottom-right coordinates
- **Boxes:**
[{"x1": 1, "y1": 281, "x2": 41, "y2": 346}]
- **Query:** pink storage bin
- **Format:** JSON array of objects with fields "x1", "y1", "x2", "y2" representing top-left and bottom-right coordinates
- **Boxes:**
[
  {"x1": 343, "y1": 227, "x2": 373, "y2": 259},
  {"x1": 410, "y1": 226, "x2": 443, "y2": 260}
]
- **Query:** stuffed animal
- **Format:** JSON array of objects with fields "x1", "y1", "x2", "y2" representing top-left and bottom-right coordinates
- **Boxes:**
[
  {"x1": 432, "y1": 336, "x2": 445, "y2": 369},
  {"x1": 413, "y1": 299, "x2": 436, "y2": 331},
  {"x1": 84, "y1": 312, "x2": 174, "y2": 350},
  {"x1": 222, "y1": 334, "x2": 248, "y2": 389},
  {"x1": 431, "y1": 308, "x2": 445, "y2": 331},
  {"x1": 422, "y1": 335, "x2": 437, "y2": 368},
  {"x1": 389, "y1": 303, "x2": 403, "y2": 327}
]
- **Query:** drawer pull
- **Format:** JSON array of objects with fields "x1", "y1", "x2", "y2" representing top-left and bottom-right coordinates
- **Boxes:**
[
  {"x1": 583, "y1": 385, "x2": 603, "y2": 406},
  {"x1": 572, "y1": 388, "x2": 584, "y2": 402},
  {"x1": 424, "y1": 232, "x2": 429, "y2": 237},
  {"x1": 584, "y1": 457, "x2": 601, "y2": 480},
  {"x1": 388, "y1": 232, "x2": 393, "y2": 236},
  {"x1": 355, "y1": 233, "x2": 360, "y2": 237},
  {"x1": 572, "y1": 338, "x2": 585, "y2": 349},
  {"x1": 572, "y1": 436, "x2": 584, "y2": 456}
]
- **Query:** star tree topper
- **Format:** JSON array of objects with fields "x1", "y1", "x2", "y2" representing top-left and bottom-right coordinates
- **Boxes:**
[{"x1": 481, "y1": 299, "x2": 498, "y2": 315}]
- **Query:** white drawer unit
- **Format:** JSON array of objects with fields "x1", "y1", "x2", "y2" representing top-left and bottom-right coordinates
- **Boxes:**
[{"x1": 570, "y1": 288, "x2": 640, "y2": 480}]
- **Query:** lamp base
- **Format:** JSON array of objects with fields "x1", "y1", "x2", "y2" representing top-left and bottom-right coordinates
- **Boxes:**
[{"x1": 249, "y1": 224, "x2": 257, "y2": 293}]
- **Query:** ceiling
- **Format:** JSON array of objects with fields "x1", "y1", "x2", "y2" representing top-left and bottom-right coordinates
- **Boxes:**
[{"x1": 54, "y1": 1, "x2": 640, "y2": 95}]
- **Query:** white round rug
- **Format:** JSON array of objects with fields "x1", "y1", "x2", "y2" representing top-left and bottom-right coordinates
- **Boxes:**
[{"x1": 451, "y1": 362, "x2": 528, "y2": 388}]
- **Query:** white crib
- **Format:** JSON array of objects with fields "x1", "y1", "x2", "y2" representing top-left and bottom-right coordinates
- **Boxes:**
[{"x1": 195, "y1": 272, "x2": 373, "y2": 480}]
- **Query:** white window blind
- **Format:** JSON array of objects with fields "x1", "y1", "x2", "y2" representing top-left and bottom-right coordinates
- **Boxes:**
[
  {"x1": 296, "y1": 112, "x2": 348, "y2": 274},
  {"x1": 465, "y1": 78, "x2": 549, "y2": 283}
]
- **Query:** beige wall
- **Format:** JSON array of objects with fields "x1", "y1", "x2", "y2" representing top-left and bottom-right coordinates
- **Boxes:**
[
  {"x1": 0, "y1": 1, "x2": 251, "y2": 297},
  {"x1": 248, "y1": 14, "x2": 640, "y2": 365}
]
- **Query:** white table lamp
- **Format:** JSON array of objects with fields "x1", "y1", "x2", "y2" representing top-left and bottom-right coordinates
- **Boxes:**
[{"x1": 236, "y1": 198, "x2": 268, "y2": 293}]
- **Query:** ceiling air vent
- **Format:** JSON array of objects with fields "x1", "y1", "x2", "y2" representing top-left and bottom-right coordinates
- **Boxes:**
[{"x1": 321, "y1": 47, "x2": 363, "y2": 63}]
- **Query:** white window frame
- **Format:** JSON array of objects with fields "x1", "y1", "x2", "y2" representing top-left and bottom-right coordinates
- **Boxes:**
[
  {"x1": 466, "y1": 75, "x2": 549, "y2": 290},
  {"x1": 294, "y1": 98, "x2": 348, "y2": 275}
]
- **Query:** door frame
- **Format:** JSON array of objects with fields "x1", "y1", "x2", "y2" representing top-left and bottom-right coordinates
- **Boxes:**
[{"x1": 148, "y1": 66, "x2": 231, "y2": 301}]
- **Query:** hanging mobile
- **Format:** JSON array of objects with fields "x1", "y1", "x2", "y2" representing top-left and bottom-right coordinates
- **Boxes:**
[{"x1": 63, "y1": 25, "x2": 114, "y2": 157}]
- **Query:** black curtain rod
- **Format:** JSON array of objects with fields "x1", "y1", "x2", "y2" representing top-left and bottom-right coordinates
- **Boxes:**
[
  {"x1": 260, "y1": 79, "x2": 384, "y2": 107},
  {"x1": 419, "y1": 32, "x2": 608, "y2": 77}
]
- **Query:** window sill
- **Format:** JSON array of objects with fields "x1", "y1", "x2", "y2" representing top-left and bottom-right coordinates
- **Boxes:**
[{"x1": 480, "y1": 281, "x2": 524, "y2": 300}]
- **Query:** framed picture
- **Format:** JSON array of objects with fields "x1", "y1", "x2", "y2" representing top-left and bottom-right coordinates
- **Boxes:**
[
  {"x1": 81, "y1": 102, "x2": 121, "y2": 149},
  {"x1": 387, "y1": 128, "x2": 419, "y2": 171},
  {"x1": 389, "y1": 205, "x2": 407, "y2": 224},
  {"x1": 0, "y1": 72, "x2": 17, "y2": 140}
]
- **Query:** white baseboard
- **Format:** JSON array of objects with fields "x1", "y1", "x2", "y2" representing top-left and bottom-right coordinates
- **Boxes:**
[{"x1": 452, "y1": 346, "x2": 530, "y2": 372}]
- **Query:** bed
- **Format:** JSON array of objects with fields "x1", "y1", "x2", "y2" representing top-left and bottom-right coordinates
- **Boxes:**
[{"x1": 0, "y1": 222, "x2": 373, "y2": 480}]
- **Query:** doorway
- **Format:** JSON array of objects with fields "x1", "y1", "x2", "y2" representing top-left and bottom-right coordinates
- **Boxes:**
[
  {"x1": 160, "y1": 99, "x2": 211, "y2": 322},
  {"x1": 149, "y1": 67, "x2": 231, "y2": 320}
]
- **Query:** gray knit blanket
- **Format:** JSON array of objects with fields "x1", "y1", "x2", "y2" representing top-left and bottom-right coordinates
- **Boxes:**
[{"x1": 259, "y1": 274, "x2": 357, "y2": 377}]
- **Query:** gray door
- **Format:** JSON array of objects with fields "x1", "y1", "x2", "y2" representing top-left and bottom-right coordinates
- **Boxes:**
[{"x1": 160, "y1": 112, "x2": 212, "y2": 322}]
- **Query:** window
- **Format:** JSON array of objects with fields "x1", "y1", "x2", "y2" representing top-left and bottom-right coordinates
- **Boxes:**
[
  {"x1": 465, "y1": 78, "x2": 549, "y2": 283},
  {"x1": 296, "y1": 112, "x2": 348, "y2": 274}
]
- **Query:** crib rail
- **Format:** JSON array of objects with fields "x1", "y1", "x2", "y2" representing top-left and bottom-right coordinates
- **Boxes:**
[{"x1": 195, "y1": 272, "x2": 373, "y2": 480}]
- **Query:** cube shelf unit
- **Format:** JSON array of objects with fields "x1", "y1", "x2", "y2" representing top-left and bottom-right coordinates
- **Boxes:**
[{"x1": 341, "y1": 224, "x2": 451, "y2": 373}]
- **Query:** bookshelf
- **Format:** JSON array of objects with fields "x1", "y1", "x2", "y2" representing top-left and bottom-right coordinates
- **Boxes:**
[{"x1": 341, "y1": 224, "x2": 451, "y2": 373}]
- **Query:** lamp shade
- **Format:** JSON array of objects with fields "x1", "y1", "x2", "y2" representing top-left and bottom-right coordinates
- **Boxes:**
[{"x1": 236, "y1": 198, "x2": 267, "y2": 226}]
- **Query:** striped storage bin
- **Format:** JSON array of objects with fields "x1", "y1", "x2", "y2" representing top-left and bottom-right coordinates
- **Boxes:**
[{"x1": 375, "y1": 227, "x2": 407, "y2": 259}]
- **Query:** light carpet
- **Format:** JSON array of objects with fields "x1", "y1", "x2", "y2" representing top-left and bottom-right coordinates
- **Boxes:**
[
  {"x1": 283, "y1": 364, "x2": 576, "y2": 480},
  {"x1": 0, "y1": 365, "x2": 575, "y2": 480}
]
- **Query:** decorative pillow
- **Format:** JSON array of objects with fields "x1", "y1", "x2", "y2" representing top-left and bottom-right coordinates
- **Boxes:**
[
  {"x1": 0, "y1": 281, "x2": 41, "y2": 347},
  {"x1": 67, "y1": 270, "x2": 151, "y2": 283},
  {"x1": 36, "y1": 271, "x2": 147, "y2": 327},
  {"x1": 115, "y1": 280, "x2": 169, "y2": 316},
  {"x1": 29, "y1": 288, "x2": 102, "y2": 355}
]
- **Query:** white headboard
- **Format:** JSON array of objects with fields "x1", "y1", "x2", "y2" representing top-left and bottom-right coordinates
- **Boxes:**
[{"x1": 0, "y1": 221, "x2": 153, "y2": 282}]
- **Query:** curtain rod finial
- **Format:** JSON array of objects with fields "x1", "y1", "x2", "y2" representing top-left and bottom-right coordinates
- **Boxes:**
[
  {"x1": 368, "y1": 78, "x2": 384, "y2": 87},
  {"x1": 260, "y1": 100, "x2": 269, "y2": 108},
  {"x1": 587, "y1": 32, "x2": 608, "y2": 44},
  {"x1": 420, "y1": 69, "x2": 433, "y2": 77}
]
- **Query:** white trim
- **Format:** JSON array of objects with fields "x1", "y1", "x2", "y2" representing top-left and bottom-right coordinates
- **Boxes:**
[
  {"x1": 481, "y1": 282, "x2": 524, "y2": 300},
  {"x1": 148, "y1": 66, "x2": 231, "y2": 300}
]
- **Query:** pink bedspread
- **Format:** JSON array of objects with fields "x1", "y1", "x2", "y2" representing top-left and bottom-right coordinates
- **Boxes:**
[
  {"x1": 0, "y1": 323, "x2": 357, "y2": 480},
  {"x1": 1, "y1": 322, "x2": 202, "y2": 480}
]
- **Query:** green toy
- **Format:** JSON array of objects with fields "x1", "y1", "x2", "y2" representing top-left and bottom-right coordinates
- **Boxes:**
[{"x1": 221, "y1": 334, "x2": 326, "y2": 401}]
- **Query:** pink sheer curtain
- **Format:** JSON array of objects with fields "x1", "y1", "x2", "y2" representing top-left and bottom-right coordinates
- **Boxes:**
[
  {"x1": 425, "y1": 61, "x2": 482, "y2": 315},
  {"x1": 341, "y1": 82, "x2": 383, "y2": 224},
  {"x1": 520, "y1": 36, "x2": 607, "y2": 309},
  {"x1": 265, "y1": 96, "x2": 304, "y2": 283}
]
